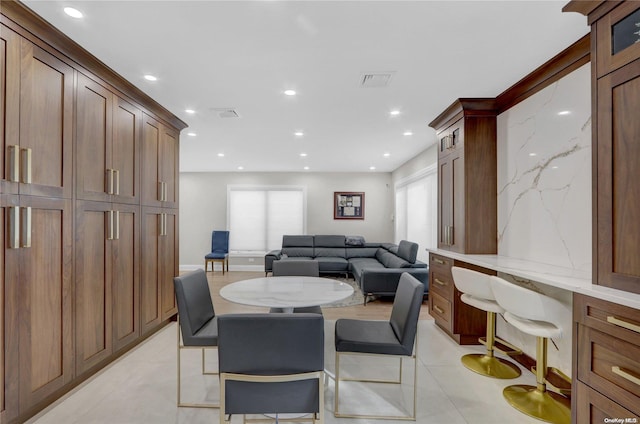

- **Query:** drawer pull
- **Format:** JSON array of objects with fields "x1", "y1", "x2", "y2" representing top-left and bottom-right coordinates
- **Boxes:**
[
  {"x1": 433, "y1": 305, "x2": 445, "y2": 314},
  {"x1": 612, "y1": 366, "x2": 640, "y2": 387},
  {"x1": 433, "y1": 258, "x2": 446, "y2": 265},
  {"x1": 434, "y1": 278, "x2": 447, "y2": 287},
  {"x1": 607, "y1": 316, "x2": 640, "y2": 334}
]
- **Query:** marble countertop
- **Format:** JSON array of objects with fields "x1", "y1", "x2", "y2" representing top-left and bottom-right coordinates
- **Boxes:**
[{"x1": 427, "y1": 249, "x2": 640, "y2": 310}]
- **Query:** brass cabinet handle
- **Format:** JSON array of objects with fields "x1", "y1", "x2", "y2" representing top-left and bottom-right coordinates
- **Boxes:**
[
  {"x1": 114, "y1": 210, "x2": 120, "y2": 240},
  {"x1": 159, "y1": 213, "x2": 166, "y2": 236},
  {"x1": 158, "y1": 181, "x2": 164, "y2": 202},
  {"x1": 106, "y1": 169, "x2": 113, "y2": 194},
  {"x1": 8, "y1": 145, "x2": 20, "y2": 182},
  {"x1": 114, "y1": 169, "x2": 120, "y2": 195},
  {"x1": 612, "y1": 366, "x2": 640, "y2": 387},
  {"x1": 433, "y1": 305, "x2": 445, "y2": 314},
  {"x1": 607, "y1": 316, "x2": 640, "y2": 334},
  {"x1": 8, "y1": 206, "x2": 20, "y2": 249},
  {"x1": 433, "y1": 257, "x2": 445, "y2": 265},
  {"x1": 21, "y1": 147, "x2": 32, "y2": 184},
  {"x1": 107, "y1": 210, "x2": 114, "y2": 240},
  {"x1": 434, "y1": 278, "x2": 447, "y2": 287},
  {"x1": 21, "y1": 207, "x2": 31, "y2": 248},
  {"x1": 163, "y1": 181, "x2": 168, "y2": 202}
]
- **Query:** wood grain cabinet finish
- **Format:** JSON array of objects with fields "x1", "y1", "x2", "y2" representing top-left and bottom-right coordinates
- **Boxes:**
[
  {"x1": 76, "y1": 74, "x2": 142, "y2": 204},
  {"x1": 428, "y1": 253, "x2": 489, "y2": 345},
  {"x1": 1, "y1": 31, "x2": 73, "y2": 199},
  {"x1": 573, "y1": 294, "x2": 640, "y2": 422},
  {"x1": 429, "y1": 99, "x2": 497, "y2": 254},
  {"x1": 75, "y1": 201, "x2": 140, "y2": 375},
  {"x1": 142, "y1": 114, "x2": 179, "y2": 208}
]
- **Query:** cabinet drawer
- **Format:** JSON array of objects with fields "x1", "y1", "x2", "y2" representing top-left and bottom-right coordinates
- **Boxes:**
[
  {"x1": 577, "y1": 324, "x2": 640, "y2": 416},
  {"x1": 430, "y1": 291, "x2": 452, "y2": 332},
  {"x1": 574, "y1": 294, "x2": 640, "y2": 347},
  {"x1": 429, "y1": 253, "x2": 453, "y2": 273},
  {"x1": 430, "y1": 269, "x2": 454, "y2": 299},
  {"x1": 575, "y1": 380, "x2": 639, "y2": 423}
]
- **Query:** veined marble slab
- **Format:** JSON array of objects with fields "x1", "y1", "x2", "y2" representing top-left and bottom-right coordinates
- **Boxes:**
[{"x1": 497, "y1": 63, "x2": 592, "y2": 272}]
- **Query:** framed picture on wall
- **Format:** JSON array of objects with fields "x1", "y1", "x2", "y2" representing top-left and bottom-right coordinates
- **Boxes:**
[{"x1": 334, "y1": 192, "x2": 364, "y2": 219}]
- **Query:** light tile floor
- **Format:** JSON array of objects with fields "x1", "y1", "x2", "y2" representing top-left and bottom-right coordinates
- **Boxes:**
[{"x1": 27, "y1": 319, "x2": 544, "y2": 424}]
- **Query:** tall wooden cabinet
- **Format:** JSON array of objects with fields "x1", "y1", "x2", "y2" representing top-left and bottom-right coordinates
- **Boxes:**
[
  {"x1": 1, "y1": 2, "x2": 186, "y2": 422},
  {"x1": 429, "y1": 99, "x2": 498, "y2": 254}
]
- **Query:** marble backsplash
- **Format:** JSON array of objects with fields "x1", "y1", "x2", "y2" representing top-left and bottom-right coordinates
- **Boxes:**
[{"x1": 497, "y1": 63, "x2": 592, "y2": 272}]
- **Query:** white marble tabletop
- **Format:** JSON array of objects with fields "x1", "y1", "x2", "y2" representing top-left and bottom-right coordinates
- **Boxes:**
[
  {"x1": 427, "y1": 248, "x2": 640, "y2": 310},
  {"x1": 219, "y1": 276, "x2": 354, "y2": 311}
]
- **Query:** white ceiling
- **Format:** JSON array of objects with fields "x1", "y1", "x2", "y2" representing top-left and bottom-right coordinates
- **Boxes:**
[{"x1": 24, "y1": 0, "x2": 589, "y2": 173}]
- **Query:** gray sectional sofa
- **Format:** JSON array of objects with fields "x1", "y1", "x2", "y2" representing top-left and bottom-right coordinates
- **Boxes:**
[{"x1": 265, "y1": 235, "x2": 428, "y2": 304}]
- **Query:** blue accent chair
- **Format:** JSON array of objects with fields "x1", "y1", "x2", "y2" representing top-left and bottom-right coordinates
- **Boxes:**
[{"x1": 204, "y1": 230, "x2": 229, "y2": 274}]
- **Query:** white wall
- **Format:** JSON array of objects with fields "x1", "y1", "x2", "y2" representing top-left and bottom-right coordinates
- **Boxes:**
[
  {"x1": 179, "y1": 172, "x2": 394, "y2": 269},
  {"x1": 391, "y1": 144, "x2": 438, "y2": 184}
]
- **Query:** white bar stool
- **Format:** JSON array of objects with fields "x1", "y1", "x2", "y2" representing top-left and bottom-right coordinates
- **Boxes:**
[
  {"x1": 450, "y1": 267, "x2": 521, "y2": 379},
  {"x1": 489, "y1": 276, "x2": 571, "y2": 424}
]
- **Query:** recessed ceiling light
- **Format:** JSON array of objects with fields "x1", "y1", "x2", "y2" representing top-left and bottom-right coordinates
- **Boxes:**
[
  {"x1": 529, "y1": 153, "x2": 537, "y2": 157},
  {"x1": 403, "y1": 131, "x2": 413, "y2": 136},
  {"x1": 237, "y1": 166, "x2": 244, "y2": 170},
  {"x1": 390, "y1": 110, "x2": 400, "y2": 116},
  {"x1": 284, "y1": 90, "x2": 297, "y2": 96},
  {"x1": 369, "y1": 166, "x2": 376, "y2": 170},
  {"x1": 217, "y1": 153, "x2": 225, "y2": 157},
  {"x1": 185, "y1": 109, "x2": 195, "y2": 114},
  {"x1": 300, "y1": 153, "x2": 307, "y2": 157},
  {"x1": 187, "y1": 132, "x2": 196, "y2": 137},
  {"x1": 64, "y1": 7, "x2": 83, "y2": 18},
  {"x1": 558, "y1": 110, "x2": 571, "y2": 116},
  {"x1": 383, "y1": 153, "x2": 391, "y2": 157},
  {"x1": 304, "y1": 166, "x2": 310, "y2": 170},
  {"x1": 143, "y1": 74, "x2": 157, "y2": 81},
  {"x1": 294, "y1": 131, "x2": 304, "y2": 137},
  {"x1": 552, "y1": 166, "x2": 559, "y2": 169}
]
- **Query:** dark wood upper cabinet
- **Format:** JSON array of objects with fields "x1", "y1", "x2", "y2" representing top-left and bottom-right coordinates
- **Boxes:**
[
  {"x1": 430, "y1": 99, "x2": 497, "y2": 254},
  {"x1": 142, "y1": 114, "x2": 179, "y2": 208}
]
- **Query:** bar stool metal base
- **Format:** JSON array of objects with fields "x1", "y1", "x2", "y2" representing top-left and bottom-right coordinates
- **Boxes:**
[
  {"x1": 502, "y1": 384, "x2": 570, "y2": 424},
  {"x1": 460, "y1": 354, "x2": 522, "y2": 379}
]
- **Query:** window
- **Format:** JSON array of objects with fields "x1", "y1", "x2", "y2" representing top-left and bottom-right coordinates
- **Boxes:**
[
  {"x1": 227, "y1": 186, "x2": 306, "y2": 252},
  {"x1": 394, "y1": 165, "x2": 437, "y2": 262}
]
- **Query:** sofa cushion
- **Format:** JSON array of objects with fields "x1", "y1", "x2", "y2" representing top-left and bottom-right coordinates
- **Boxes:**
[
  {"x1": 315, "y1": 247, "x2": 346, "y2": 258},
  {"x1": 375, "y1": 248, "x2": 410, "y2": 268},
  {"x1": 282, "y1": 235, "x2": 314, "y2": 247},
  {"x1": 349, "y1": 257, "x2": 385, "y2": 281},
  {"x1": 315, "y1": 257, "x2": 349, "y2": 272},
  {"x1": 345, "y1": 235, "x2": 365, "y2": 246},
  {"x1": 314, "y1": 235, "x2": 346, "y2": 247},
  {"x1": 346, "y1": 247, "x2": 380, "y2": 259},
  {"x1": 397, "y1": 240, "x2": 418, "y2": 264}
]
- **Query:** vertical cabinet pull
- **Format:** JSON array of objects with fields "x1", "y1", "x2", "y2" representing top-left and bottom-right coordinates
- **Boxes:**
[
  {"x1": 107, "y1": 210, "x2": 114, "y2": 240},
  {"x1": 21, "y1": 207, "x2": 31, "y2": 248},
  {"x1": 106, "y1": 169, "x2": 114, "y2": 194},
  {"x1": 8, "y1": 145, "x2": 20, "y2": 182},
  {"x1": 158, "y1": 181, "x2": 164, "y2": 202},
  {"x1": 8, "y1": 206, "x2": 20, "y2": 249},
  {"x1": 21, "y1": 148, "x2": 32, "y2": 184},
  {"x1": 164, "y1": 182, "x2": 168, "y2": 202},
  {"x1": 114, "y1": 170, "x2": 120, "y2": 195},
  {"x1": 114, "y1": 210, "x2": 120, "y2": 240}
]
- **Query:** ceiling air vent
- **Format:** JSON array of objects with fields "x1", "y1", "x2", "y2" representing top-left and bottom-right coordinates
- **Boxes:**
[
  {"x1": 359, "y1": 72, "x2": 395, "y2": 88},
  {"x1": 212, "y1": 108, "x2": 240, "y2": 118}
]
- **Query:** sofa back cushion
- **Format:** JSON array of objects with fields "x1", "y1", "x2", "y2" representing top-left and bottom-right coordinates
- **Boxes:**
[
  {"x1": 397, "y1": 240, "x2": 418, "y2": 264},
  {"x1": 281, "y1": 235, "x2": 314, "y2": 257},
  {"x1": 313, "y1": 235, "x2": 346, "y2": 257},
  {"x1": 375, "y1": 248, "x2": 410, "y2": 268},
  {"x1": 346, "y1": 246, "x2": 380, "y2": 259}
]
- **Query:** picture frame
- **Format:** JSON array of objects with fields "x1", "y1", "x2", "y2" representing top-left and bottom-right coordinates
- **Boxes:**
[{"x1": 334, "y1": 192, "x2": 364, "y2": 220}]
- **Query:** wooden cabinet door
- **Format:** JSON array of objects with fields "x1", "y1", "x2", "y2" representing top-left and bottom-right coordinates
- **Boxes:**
[
  {"x1": 112, "y1": 97, "x2": 141, "y2": 205},
  {"x1": 160, "y1": 126, "x2": 179, "y2": 208},
  {"x1": 140, "y1": 207, "x2": 161, "y2": 334},
  {"x1": 450, "y1": 148, "x2": 465, "y2": 253},
  {"x1": 438, "y1": 157, "x2": 452, "y2": 249},
  {"x1": 0, "y1": 197, "x2": 7, "y2": 420},
  {"x1": 18, "y1": 40, "x2": 73, "y2": 199},
  {"x1": 112, "y1": 203, "x2": 140, "y2": 352},
  {"x1": 596, "y1": 60, "x2": 640, "y2": 294},
  {"x1": 160, "y1": 209, "x2": 178, "y2": 320},
  {"x1": 141, "y1": 115, "x2": 161, "y2": 207},
  {"x1": 4, "y1": 196, "x2": 73, "y2": 416},
  {"x1": 0, "y1": 25, "x2": 21, "y2": 196},
  {"x1": 76, "y1": 74, "x2": 113, "y2": 203},
  {"x1": 75, "y1": 201, "x2": 113, "y2": 375}
]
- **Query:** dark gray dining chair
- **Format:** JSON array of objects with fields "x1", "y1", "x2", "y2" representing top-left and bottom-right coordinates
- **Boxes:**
[
  {"x1": 271, "y1": 259, "x2": 323, "y2": 314},
  {"x1": 333, "y1": 272, "x2": 423, "y2": 420},
  {"x1": 218, "y1": 313, "x2": 325, "y2": 424},
  {"x1": 173, "y1": 269, "x2": 219, "y2": 408}
]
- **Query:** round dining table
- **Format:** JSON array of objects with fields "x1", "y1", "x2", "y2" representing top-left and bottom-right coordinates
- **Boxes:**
[{"x1": 219, "y1": 276, "x2": 354, "y2": 312}]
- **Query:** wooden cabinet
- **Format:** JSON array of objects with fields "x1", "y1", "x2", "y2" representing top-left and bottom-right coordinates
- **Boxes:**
[
  {"x1": 75, "y1": 201, "x2": 140, "y2": 375},
  {"x1": 3, "y1": 196, "x2": 73, "y2": 422},
  {"x1": 76, "y1": 74, "x2": 141, "y2": 204},
  {"x1": 428, "y1": 253, "x2": 489, "y2": 344},
  {"x1": 573, "y1": 294, "x2": 640, "y2": 421},
  {"x1": 565, "y1": 1, "x2": 640, "y2": 295},
  {"x1": 429, "y1": 99, "x2": 497, "y2": 254},
  {"x1": 140, "y1": 207, "x2": 178, "y2": 336},
  {"x1": 142, "y1": 114, "x2": 179, "y2": 208},
  {"x1": 1, "y1": 30, "x2": 73, "y2": 199}
]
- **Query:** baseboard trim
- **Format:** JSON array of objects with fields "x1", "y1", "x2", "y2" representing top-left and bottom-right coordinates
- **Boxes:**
[{"x1": 179, "y1": 264, "x2": 263, "y2": 272}]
